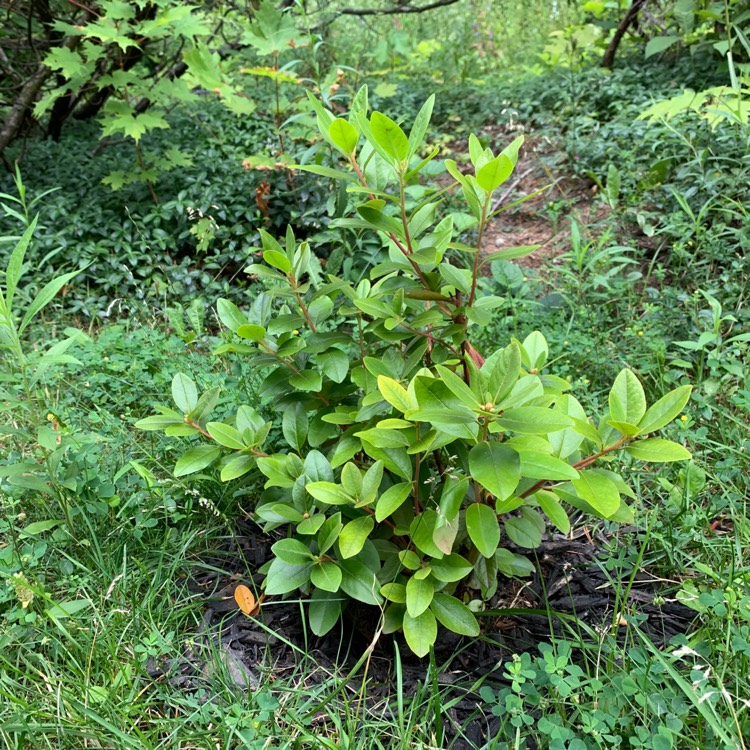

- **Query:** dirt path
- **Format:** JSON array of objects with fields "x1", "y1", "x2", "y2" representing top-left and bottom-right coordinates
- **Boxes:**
[{"x1": 466, "y1": 130, "x2": 608, "y2": 270}]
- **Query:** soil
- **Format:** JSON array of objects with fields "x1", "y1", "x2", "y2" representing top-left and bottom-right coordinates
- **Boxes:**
[
  {"x1": 150, "y1": 519, "x2": 696, "y2": 750},
  {"x1": 478, "y1": 130, "x2": 608, "y2": 271}
]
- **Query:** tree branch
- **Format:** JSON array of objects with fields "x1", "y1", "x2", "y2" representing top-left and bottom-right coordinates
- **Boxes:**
[
  {"x1": 0, "y1": 64, "x2": 51, "y2": 155},
  {"x1": 339, "y1": 0, "x2": 461, "y2": 17}
]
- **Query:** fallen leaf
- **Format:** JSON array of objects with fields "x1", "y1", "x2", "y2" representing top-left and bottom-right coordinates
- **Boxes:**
[{"x1": 234, "y1": 584, "x2": 257, "y2": 615}]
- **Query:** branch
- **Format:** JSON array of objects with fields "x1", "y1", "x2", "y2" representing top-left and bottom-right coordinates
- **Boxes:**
[
  {"x1": 0, "y1": 64, "x2": 51, "y2": 155},
  {"x1": 339, "y1": 0, "x2": 461, "y2": 17}
]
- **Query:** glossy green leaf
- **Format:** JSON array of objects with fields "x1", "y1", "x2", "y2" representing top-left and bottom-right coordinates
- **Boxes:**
[
  {"x1": 476, "y1": 153, "x2": 513, "y2": 192},
  {"x1": 236, "y1": 324, "x2": 266, "y2": 341},
  {"x1": 637, "y1": 385, "x2": 692, "y2": 434},
  {"x1": 370, "y1": 111, "x2": 409, "y2": 162},
  {"x1": 375, "y1": 482, "x2": 412, "y2": 521},
  {"x1": 609, "y1": 369, "x2": 647, "y2": 426},
  {"x1": 272, "y1": 538, "x2": 313, "y2": 565},
  {"x1": 430, "y1": 553, "x2": 473, "y2": 582},
  {"x1": 282, "y1": 402, "x2": 308, "y2": 452},
  {"x1": 174, "y1": 445, "x2": 221, "y2": 477},
  {"x1": 496, "y1": 407, "x2": 574, "y2": 434},
  {"x1": 338, "y1": 515, "x2": 374, "y2": 559},
  {"x1": 172, "y1": 373, "x2": 197, "y2": 414},
  {"x1": 430, "y1": 593, "x2": 479, "y2": 636},
  {"x1": 469, "y1": 443, "x2": 520, "y2": 501},
  {"x1": 308, "y1": 588, "x2": 343, "y2": 636},
  {"x1": 310, "y1": 561, "x2": 342, "y2": 592},
  {"x1": 264, "y1": 558, "x2": 311, "y2": 595},
  {"x1": 504, "y1": 515, "x2": 542, "y2": 549},
  {"x1": 465, "y1": 503, "x2": 500, "y2": 558},
  {"x1": 289, "y1": 370, "x2": 322, "y2": 392},
  {"x1": 535, "y1": 490, "x2": 570, "y2": 534},
  {"x1": 517, "y1": 450, "x2": 579, "y2": 481},
  {"x1": 403, "y1": 609, "x2": 437, "y2": 657},
  {"x1": 377, "y1": 376, "x2": 414, "y2": 412},
  {"x1": 328, "y1": 117, "x2": 359, "y2": 155},
  {"x1": 307, "y1": 481, "x2": 353, "y2": 506},
  {"x1": 626, "y1": 438, "x2": 691, "y2": 463},
  {"x1": 339, "y1": 559, "x2": 382, "y2": 605},
  {"x1": 207, "y1": 422, "x2": 246, "y2": 450},
  {"x1": 406, "y1": 575, "x2": 434, "y2": 618},
  {"x1": 220, "y1": 452, "x2": 255, "y2": 481},
  {"x1": 571, "y1": 470, "x2": 620, "y2": 518}
]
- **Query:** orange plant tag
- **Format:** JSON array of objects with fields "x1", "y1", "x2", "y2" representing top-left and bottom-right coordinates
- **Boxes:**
[{"x1": 234, "y1": 584, "x2": 257, "y2": 615}]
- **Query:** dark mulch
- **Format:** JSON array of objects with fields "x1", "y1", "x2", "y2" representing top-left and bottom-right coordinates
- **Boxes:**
[{"x1": 148, "y1": 519, "x2": 696, "y2": 749}]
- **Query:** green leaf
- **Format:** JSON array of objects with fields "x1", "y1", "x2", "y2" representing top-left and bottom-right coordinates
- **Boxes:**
[
  {"x1": 377, "y1": 376, "x2": 415, "y2": 412},
  {"x1": 381, "y1": 583, "x2": 407, "y2": 603},
  {"x1": 289, "y1": 370, "x2": 322, "y2": 392},
  {"x1": 637, "y1": 385, "x2": 692, "y2": 434},
  {"x1": 317, "y1": 514, "x2": 343, "y2": 554},
  {"x1": 45, "y1": 599, "x2": 92, "y2": 620},
  {"x1": 190, "y1": 386, "x2": 221, "y2": 424},
  {"x1": 20, "y1": 519, "x2": 64, "y2": 536},
  {"x1": 174, "y1": 445, "x2": 221, "y2": 477},
  {"x1": 517, "y1": 450, "x2": 579, "y2": 481},
  {"x1": 626, "y1": 439, "x2": 691, "y2": 463},
  {"x1": 430, "y1": 553, "x2": 473, "y2": 582},
  {"x1": 435, "y1": 365, "x2": 481, "y2": 407},
  {"x1": 609, "y1": 369, "x2": 647, "y2": 426},
  {"x1": 236, "y1": 324, "x2": 266, "y2": 341},
  {"x1": 375, "y1": 482, "x2": 412, "y2": 521},
  {"x1": 309, "y1": 588, "x2": 343, "y2": 636},
  {"x1": 504, "y1": 516, "x2": 542, "y2": 549},
  {"x1": 406, "y1": 575, "x2": 434, "y2": 618},
  {"x1": 496, "y1": 407, "x2": 574, "y2": 434},
  {"x1": 571, "y1": 470, "x2": 620, "y2": 517},
  {"x1": 263, "y1": 249, "x2": 291, "y2": 274},
  {"x1": 310, "y1": 561, "x2": 342, "y2": 592},
  {"x1": 265, "y1": 558, "x2": 311, "y2": 595},
  {"x1": 282, "y1": 403, "x2": 308, "y2": 452},
  {"x1": 340, "y1": 559, "x2": 383, "y2": 605},
  {"x1": 465, "y1": 503, "x2": 500, "y2": 558},
  {"x1": 307, "y1": 481, "x2": 353, "y2": 506},
  {"x1": 216, "y1": 298, "x2": 248, "y2": 333},
  {"x1": 408, "y1": 94, "x2": 435, "y2": 156},
  {"x1": 20, "y1": 268, "x2": 83, "y2": 335},
  {"x1": 369, "y1": 111, "x2": 409, "y2": 162},
  {"x1": 272, "y1": 538, "x2": 313, "y2": 565},
  {"x1": 4, "y1": 218, "x2": 37, "y2": 310},
  {"x1": 340, "y1": 462, "x2": 363, "y2": 497},
  {"x1": 220, "y1": 453, "x2": 255, "y2": 482},
  {"x1": 402, "y1": 609, "x2": 437, "y2": 657},
  {"x1": 207, "y1": 422, "x2": 246, "y2": 450},
  {"x1": 476, "y1": 153, "x2": 513, "y2": 192},
  {"x1": 430, "y1": 594, "x2": 479, "y2": 636},
  {"x1": 328, "y1": 118, "x2": 359, "y2": 155},
  {"x1": 438, "y1": 476, "x2": 470, "y2": 520},
  {"x1": 171, "y1": 373, "x2": 198, "y2": 414},
  {"x1": 535, "y1": 490, "x2": 570, "y2": 534},
  {"x1": 438, "y1": 262, "x2": 472, "y2": 294},
  {"x1": 296, "y1": 164, "x2": 358, "y2": 182},
  {"x1": 134, "y1": 414, "x2": 183, "y2": 431},
  {"x1": 318, "y1": 348, "x2": 349, "y2": 383},
  {"x1": 338, "y1": 515, "x2": 374, "y2": 559},
  {"x1": 469, "y1": 443, "x2": 520, "y2": 501}
]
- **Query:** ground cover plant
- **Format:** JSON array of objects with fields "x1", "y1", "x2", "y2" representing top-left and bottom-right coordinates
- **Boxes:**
[{"x1": 1, "y1": 1, "x2": 749, "y2": 748}]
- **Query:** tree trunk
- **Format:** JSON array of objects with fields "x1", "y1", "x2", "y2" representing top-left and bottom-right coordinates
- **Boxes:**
[
  {"x1": 0, "y1": 64, "x2": 51, "y2": 155},
  {"x1": 601, "y1": 0, "x2": 648, "y2": 69}
]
